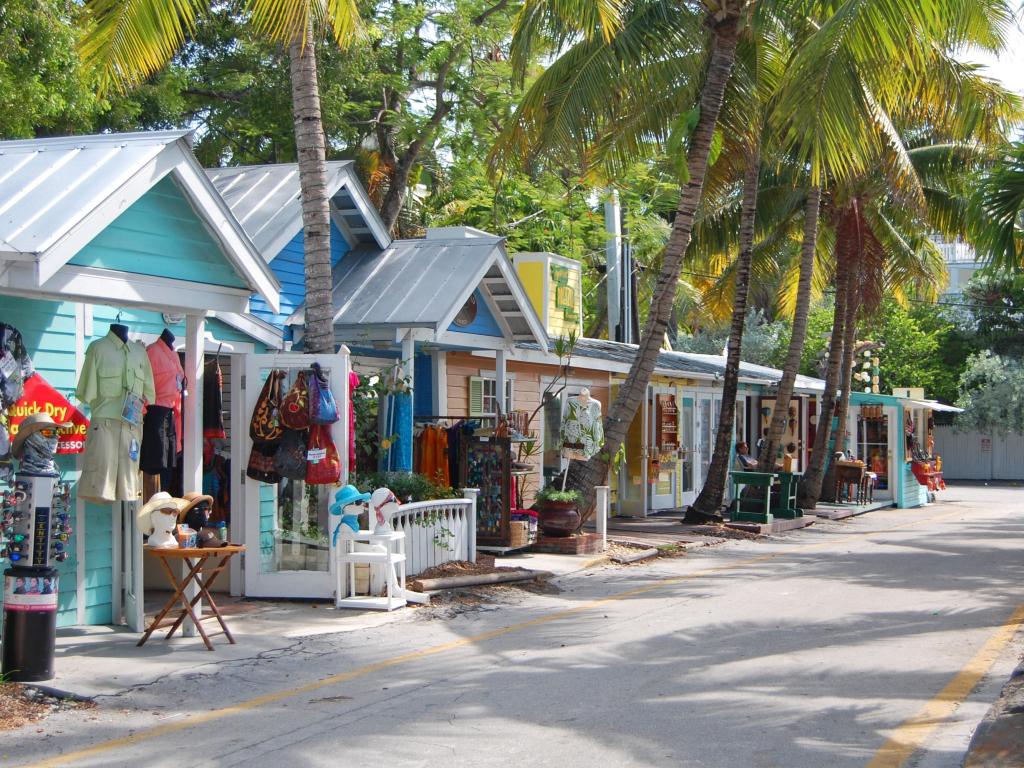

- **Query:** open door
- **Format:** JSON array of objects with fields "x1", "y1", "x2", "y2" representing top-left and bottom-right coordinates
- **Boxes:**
[{"x1": 236, "y1": 351, "x2": 350, "y2": 599}]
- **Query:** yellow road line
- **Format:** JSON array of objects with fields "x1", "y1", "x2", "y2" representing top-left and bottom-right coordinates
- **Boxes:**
[
  {"x1": 17, "y1": 505, "x2": 972, "y2": 767},
  {"x1": 865, "y1": 602, "x2": 1024, "y2": 768}
]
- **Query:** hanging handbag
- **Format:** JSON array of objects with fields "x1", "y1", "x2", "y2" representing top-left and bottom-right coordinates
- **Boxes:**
[
  {"x1": 246, "y1": 442, "x2": 280, "y2": 483},
  {"x1": 308, "y1": 362, "x2": 340, "y2": 425},
  {"x1": 250, "y1": 369, "x2": 286, "y2": 445},
  {"x1": 280, "y1": 370, "x2": 311, "y2": 430},
  {"x1": 274, "y1": 428, "x2": 309, "y2": 480},
  {"x1": 306, "y1": 424, "x2": 341, "y2": 485}
]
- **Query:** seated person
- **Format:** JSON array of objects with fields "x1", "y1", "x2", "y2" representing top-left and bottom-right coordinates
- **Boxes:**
[{"x1": 733, "y1": 442, "x2": 759, "y2": 470}]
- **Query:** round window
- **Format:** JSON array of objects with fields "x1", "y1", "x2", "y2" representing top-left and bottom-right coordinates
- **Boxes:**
[{"x1": 453, "y1": 295, "x2": 478, "y2": 327}]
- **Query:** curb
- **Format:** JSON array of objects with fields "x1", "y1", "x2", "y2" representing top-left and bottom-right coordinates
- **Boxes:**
[{"x1": 964, "y1": 662, "x2": 1024, "y2": 767}]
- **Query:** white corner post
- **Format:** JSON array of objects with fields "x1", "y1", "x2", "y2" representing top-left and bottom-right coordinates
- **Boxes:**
[
  {"x1": 495, "y1": 349, "x2": 507, "y2": 417},
  {"x1": 595, "y1": 486, "x2": 609, "y2": 550},
  {"x1": 182, "y1": 313, "x2": 206, "y2": 635},
  {"x1": 462, "y1": 488, "x2": 479, "y2": 563}
]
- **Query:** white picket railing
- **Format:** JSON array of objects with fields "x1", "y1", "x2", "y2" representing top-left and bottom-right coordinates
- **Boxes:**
[{"x1": 388, "y1": 496, "x2": 477, "y2": 577}]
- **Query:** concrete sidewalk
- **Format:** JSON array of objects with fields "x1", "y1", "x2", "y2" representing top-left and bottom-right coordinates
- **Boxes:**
[{"x1": 42, "y1": 549, "x2": 604, "y2": 700}]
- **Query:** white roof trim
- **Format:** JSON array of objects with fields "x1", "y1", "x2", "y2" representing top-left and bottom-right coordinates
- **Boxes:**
[
  {"x1": 2, "y1": 263, "x2": 255, "y2": 314},
  {"x1": 210, "y1": 311, "x2": 286, "y2": 350},
  {"x1": 0, "y1": 132, "x2": 281, "y2": 314}
]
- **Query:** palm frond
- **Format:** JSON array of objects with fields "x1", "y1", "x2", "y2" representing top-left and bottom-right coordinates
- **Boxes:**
[{"x1": 80, "y1": 0, "x2": 206, "y2": 92}]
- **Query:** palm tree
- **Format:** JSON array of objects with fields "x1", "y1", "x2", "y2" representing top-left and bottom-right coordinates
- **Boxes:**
[
  {"x1": 80, "y1": 0, "x2": 360, "y2": 354},
  {"x1": 972, "y1": 141, "x2": 1024, "y2": 270},
  {"x1": 495, "y1": 0, "x2": 1013, "y2": 513}
]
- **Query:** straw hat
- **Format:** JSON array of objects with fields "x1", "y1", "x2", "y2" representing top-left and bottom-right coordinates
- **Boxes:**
[
  {"x1": 177, "y1": 491, "x2": 215, "y2": 522},
  {"x1": 12, "y1": 413, "x2": 70, "y2": 458}
]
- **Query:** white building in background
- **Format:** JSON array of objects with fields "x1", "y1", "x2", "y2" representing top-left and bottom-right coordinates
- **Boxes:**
[{"x1": 933, "y1": 235, "x2": 983, "y2": 295}]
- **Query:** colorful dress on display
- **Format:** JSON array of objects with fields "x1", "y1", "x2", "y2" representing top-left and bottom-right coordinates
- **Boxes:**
[
  {"x1": 76, "y1": 330, "x2": 155, "y2": 503},
  {"x1": 561, "y1": 397, "x2": 604, "y2": 461}
]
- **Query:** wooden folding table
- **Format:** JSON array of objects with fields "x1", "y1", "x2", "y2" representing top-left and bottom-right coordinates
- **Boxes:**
[{"x1": 138, "y1": 545, "x2": 245, "y2": 651}]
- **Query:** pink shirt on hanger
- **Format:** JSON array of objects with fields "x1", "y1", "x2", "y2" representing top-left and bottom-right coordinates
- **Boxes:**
[{"x1": 146, "y1": 339, "x2": 184, "y2": 452}]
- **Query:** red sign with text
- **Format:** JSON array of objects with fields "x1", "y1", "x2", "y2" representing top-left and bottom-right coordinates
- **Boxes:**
[{"x1": 8, "y1": 374, "x2": 90, "y2": 454}]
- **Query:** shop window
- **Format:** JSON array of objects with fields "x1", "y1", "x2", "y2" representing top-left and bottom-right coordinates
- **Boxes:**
[{"x1": 468, "y1": 376, "x2": 513, "y2": 417}]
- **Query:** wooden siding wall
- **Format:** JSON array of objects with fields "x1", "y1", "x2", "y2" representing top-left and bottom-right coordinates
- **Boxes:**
[
  {"x1": 0, "y1": 298, "x2": 265, "y2": 629},
  {"x1": 445, "y1": 352, "x2": 610, "y2": 505},
  {"x1": 69, "y1": 177, "x2": 246, "y2": 289},
  {"x1": 249, "y1": 221, "x2": 350, "y2": 330}
]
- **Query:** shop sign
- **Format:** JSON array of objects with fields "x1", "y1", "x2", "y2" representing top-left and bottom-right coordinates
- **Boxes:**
[{"x1": 8, "y1": 374, "x2": 90, "y2": 454}]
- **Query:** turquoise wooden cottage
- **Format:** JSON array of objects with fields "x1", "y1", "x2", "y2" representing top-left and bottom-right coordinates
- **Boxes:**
[
  {"x1": 845, "y1": 390, "x2": 960, "y2": 508},
  {"x1": 0, "y1": 130, "x2": 281, "y2": 630}
]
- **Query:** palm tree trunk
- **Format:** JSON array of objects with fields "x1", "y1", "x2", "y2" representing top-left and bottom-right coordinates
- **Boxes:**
[
  {"x1": 289, "y1": 25, "x2": 335, "y2": 354},
  {"x1": 800, "y1": 251, "x2": 849, "y2": 507},
  {"x1": 566, "y1": 12, "x2": 742, "y2": 520},
  {"x1": 757, "y1": 186, "x2": 821, "y2": 471},
  {"x1": 823, "y1": 285, "x2": 861, "y2": 498},
  {"x1": 690, "y1": 146, "x2": 761, "y2": 517}
]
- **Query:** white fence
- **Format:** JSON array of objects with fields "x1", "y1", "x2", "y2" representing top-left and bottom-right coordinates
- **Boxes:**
[
  {"x1": 389, "y1": 496, "x2": 476, "y2": 577},
  {"x1": 933, "y1": 426, "x2": 1024, "y2": 480}
]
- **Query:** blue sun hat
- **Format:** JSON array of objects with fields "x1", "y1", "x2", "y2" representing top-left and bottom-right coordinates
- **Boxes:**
[
  {"x1": 330, "y1": 484, "x2": 371, "y2": 515},
  {"x1": 330, "y1": 485, "x2": 370, "y2": 545}
]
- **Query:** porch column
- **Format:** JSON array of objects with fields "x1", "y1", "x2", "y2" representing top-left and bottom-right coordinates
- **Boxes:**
[
  {"x1": 182, "y1": 314, "x2": 205, "y2": 635},
  {"x1": 496, "y1": 349, "x2": 507, "y2": 418}
]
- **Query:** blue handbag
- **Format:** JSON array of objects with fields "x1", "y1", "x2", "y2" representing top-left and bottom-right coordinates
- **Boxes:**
[{"x1": 309, "y1": 362, "x2": 340, "y2": 425}]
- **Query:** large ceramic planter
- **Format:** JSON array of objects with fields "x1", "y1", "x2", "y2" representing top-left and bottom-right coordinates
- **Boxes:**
[{"x1": 538, "y1": 500, "x2": 581, "y2": 537}]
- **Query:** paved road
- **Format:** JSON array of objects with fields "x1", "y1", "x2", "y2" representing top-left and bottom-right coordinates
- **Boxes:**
[{"x1": 5, "y1": 485, "x2": 1024, "y2": 768}]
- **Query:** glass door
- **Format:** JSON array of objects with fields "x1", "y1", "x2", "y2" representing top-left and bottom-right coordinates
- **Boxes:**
[
  {"x1": 856, "y1": 405, "x2": 892, "y2": 498},
  {"x1": 648, "y1": 386, "x2": 678, "y2": 510},
  {"x1": 680, "y1": 398, "x2": 695, "y2": 506},
  {"x1": 239, "y1": 352, "x2": 350, "y2": 598}
]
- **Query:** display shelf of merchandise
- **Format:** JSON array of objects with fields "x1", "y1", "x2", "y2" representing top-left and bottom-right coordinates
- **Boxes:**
[
  {"x1": 334, "y1": 530, "x2": 407, "y2": 611},
  {"x1": 459, "y1": 435, "x2": 529, "y2": 550}
]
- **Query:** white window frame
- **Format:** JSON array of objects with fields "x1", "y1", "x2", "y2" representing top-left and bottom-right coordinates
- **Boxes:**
[{"x1": 469, "y1": 375, "x2": 514, "y2": 417}]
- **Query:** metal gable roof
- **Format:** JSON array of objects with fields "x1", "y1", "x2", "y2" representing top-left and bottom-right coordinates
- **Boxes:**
[
  {"x1": 288, "y1": 235, "x2": 548, "y2": 347},
  {"x1": 0, "y1": 130, "x2": 280, "y2": 313},
  {"x1": 206, "y1": 161, "x2": 390, "y2": 259},
  {"x1": 0, "y1": 130, "x2": 185, "y2": 257}
]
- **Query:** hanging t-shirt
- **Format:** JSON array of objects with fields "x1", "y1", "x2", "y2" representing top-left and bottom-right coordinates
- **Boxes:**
[
  {"x1": 76, "y1": 329, "x2": 155, "y2": 503},
  {"x1": 146, "y1": 339, "x2": 184, "y2": 452},
  {"x1": 561, "y1": 397, "x2": 604, "y2": 461}
]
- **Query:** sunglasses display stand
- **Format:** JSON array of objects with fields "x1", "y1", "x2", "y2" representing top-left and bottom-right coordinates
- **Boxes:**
[{"x1": 1, "y1": 474, "x2": 73, "y2": 682}]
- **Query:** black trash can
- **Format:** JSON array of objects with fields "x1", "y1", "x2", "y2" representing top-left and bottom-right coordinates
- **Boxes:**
[{"x1": 2, "y1": 566, "x2": 58, "y2": 682}]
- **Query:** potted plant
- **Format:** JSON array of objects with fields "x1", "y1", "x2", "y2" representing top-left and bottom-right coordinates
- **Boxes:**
[{"x1": 536, "y1": 486, "x2": 582, "y2": 537}]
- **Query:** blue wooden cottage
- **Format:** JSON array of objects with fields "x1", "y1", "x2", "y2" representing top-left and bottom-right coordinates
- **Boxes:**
[
  {"x1": 206, "y1": 162, "x2": 392, "y2": 336},
  {"x1": 0, "y1": 130, "x2": 281, "y2": 629}
]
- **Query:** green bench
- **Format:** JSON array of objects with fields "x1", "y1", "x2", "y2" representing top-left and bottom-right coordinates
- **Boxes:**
[{"x1": 728, "y1": 470, "x2": 804, "y2": 523}]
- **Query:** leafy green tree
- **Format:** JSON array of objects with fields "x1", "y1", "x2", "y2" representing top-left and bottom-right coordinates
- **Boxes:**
[
  {"x1": 676, "y1": 309, "x2": 790, "y2": 368},
  {"x1": 956, "y1": 351, "x2": 1024, "y2": 434},
  {"x1": 961, "y1": 271, "x2": 1024, "y2": 357}
]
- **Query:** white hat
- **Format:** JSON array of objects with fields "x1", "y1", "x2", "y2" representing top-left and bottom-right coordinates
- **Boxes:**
[{"x1": 137, "y1": 492, "x2": 181, "y2": 535}]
